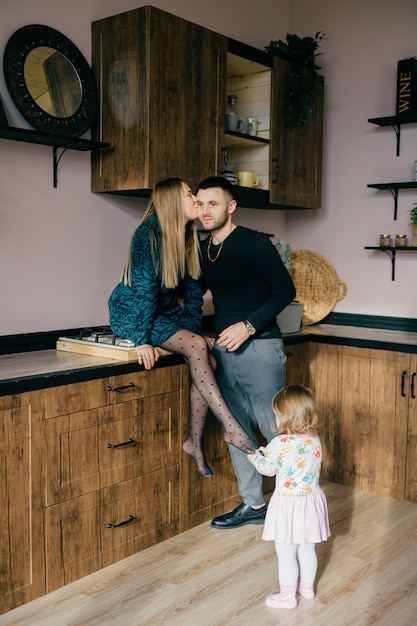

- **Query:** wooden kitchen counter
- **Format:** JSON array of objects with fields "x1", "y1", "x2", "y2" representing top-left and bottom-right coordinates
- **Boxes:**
[
  {"x1": 1, "y1": 323, "x2": 417, "y2": 396},
  {"x1": 0, "y1": 348, "x2": 183, "y2": 396}
]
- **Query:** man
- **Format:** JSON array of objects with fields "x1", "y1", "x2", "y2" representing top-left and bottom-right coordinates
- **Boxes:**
[{"x1": 196, "y1": 176, "x2": 296, "y2": 529}]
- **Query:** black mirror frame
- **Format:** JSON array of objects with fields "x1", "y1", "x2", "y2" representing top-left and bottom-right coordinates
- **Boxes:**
[{"x1": 3, "y1": 24, "x2": 98, "y2": 137}]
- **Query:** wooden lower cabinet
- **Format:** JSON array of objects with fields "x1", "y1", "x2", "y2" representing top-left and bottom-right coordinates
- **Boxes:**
[
  {"x1": 285, "y1": 342, "x2": 310, "y2": 386},
  {"x1": 309, "y1": 343, "x2": 416, "y2": 501},
  {"x1": 43, "y1": 366, "x2": 184, "y2": 593},
  {"x1": 45, "y1": 466, "x2": 179, "y2": 591},
  {"x1": 399, "y1": 355, "x2": 417, "y2": 502},
  {"x1": 0, "y1": 392, "x2": 45, "y2": 614}
]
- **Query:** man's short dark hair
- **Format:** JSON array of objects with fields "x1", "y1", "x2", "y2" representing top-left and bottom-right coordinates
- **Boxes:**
[{"x1": 197, "y1": 176, "x2": 235, "y2": 200}]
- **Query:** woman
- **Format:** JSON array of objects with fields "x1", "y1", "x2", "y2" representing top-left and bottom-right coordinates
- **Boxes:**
[{"x1": 109, "y1": 178, "x2": 255, "y2": 477}]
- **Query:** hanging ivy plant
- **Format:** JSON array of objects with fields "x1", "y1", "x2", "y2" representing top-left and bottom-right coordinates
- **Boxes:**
[{"x1": 266, "y1": 31, "x2": 325, "y2": 129}]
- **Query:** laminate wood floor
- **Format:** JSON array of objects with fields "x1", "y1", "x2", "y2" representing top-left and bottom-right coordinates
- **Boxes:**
[{"x1": 1, "y1": 482, "x2": 417, "y2": 626}]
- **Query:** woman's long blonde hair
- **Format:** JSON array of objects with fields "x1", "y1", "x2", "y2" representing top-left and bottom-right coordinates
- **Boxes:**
[
  {"x1": 121, "y1": 178, "x2": 200, "y2": 289},
  {"x1": 272, "y1": 384, "x2": 320, "y2": 435}
]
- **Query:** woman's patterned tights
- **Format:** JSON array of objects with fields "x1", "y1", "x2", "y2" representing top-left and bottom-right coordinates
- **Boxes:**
[{"x1": 162, "y1": 330, "x2": 256, "y2": 477}]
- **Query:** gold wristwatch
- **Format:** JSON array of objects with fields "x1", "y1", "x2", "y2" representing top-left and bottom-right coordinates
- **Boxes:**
[{"x1": 244, "y1": 320, "x2": 256, "y2": 336}]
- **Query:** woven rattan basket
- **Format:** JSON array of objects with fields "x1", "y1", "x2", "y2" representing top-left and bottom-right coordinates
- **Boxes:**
[{"x1": 289, "y1": 249, "x2": 347, "y2": 325}]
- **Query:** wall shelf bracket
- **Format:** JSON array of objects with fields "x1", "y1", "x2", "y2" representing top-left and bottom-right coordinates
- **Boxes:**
[
  {"x1": 0, "y1": 125, "x2": 110, "y2": 188},
  {"x1": 364, "y1": 246, "x2": 417, "y2": 281},
  {"x1": 382, "y1": 247, "x2": 396, "y2": 281},
  {"x1": 367, "y1": 182, "x2": 417, "y2": 220},
  {"x1": 368, "y1": 114, "x2": 417, "y2": 156},
  {"x1": 389, "y1": 186, "x2": 399, "y2": 219},
  {"x1": 392, "y1": 123, "x2": 401, "y2": 157},
  {"x1": 53, "y1": 146, "x2": 70, "y2": 188}
]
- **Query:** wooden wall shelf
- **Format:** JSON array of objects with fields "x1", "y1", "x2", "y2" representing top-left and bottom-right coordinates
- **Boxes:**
[
  {"x1": 367, "y1": 181, "x2": 417, "y2": 220},
  {"x1": 0, "y1": 125, "x2": 110, "y2": 187},
  {"x1": 364, "y1": 246, "x2": 417, "y2": 281},
  {"x1": 368, "y1": 114, "x2": 417, "y2": 156}
]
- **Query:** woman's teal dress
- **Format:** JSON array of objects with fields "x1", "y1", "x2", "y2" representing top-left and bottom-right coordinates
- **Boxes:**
[{"x1": 108, "y1": 216, "x2": 203, "y2": 347}]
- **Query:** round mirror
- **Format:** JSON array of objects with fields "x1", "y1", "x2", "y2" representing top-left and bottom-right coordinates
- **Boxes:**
[
  {"x1": 24, "y1": 47, "x2": 82, "y2": 118},
  {"x1": 3, "y1": 24, "x2": 98, "y2": 137}
]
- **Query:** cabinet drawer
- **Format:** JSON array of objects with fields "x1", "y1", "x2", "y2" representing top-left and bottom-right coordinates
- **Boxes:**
[
  {"x1": 45, "y1": 391, "x2": 180, "y2": 505},
  {"x1": 43, "y1": 365, "x2": 185, "y2": 417},
  {"x1": 45, "y1": 466, "x2": 179, "y2": 592},
  {"x1": 107, "y1": 367, "x2": 183, "y2": 404}
]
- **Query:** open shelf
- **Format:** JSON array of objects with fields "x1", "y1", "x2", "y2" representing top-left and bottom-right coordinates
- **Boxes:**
[
  {"x1": 367, "y1": 181, "x2": 417, "y2": 220},
  {"x1": 364, "y1": 246, "x2": 417, "y2": 281},
  {"x1": 225, "y1": 130, "x2": 269, "y2": 148},
  {"x1": 368, "y1": 114, "x2": 417, "y2": 156},
  {"x1": 0, "y1": 125, "x2": 110, "y2": 186}
]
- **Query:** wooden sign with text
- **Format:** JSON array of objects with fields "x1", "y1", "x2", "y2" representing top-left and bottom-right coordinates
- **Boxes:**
[{"x1": 396, "y1": 58, "x2": 417, "y2": 116}]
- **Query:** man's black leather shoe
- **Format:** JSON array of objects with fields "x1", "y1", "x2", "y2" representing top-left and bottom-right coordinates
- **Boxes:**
[{"x1": 211, "y1": 502, "x2": 267, "y2": 529}]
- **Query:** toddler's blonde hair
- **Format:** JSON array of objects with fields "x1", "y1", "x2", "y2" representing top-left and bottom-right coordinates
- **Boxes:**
[{"x1": 272, "y1": 384, "x2": 319, "y2": 436}]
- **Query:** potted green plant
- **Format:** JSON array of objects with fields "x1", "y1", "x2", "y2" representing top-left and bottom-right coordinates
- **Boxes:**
[
  {"x1": 410, "y1": 204, "x2": 417, "y2": 245},
  {"x1": 266, "y1": 32, "x2": 325, "y2": 129}
]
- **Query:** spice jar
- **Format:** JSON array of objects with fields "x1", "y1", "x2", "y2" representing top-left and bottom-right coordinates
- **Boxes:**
[
  {"x1": 395, "y1": 234, "x2": 407, "y2": 247},
  {"x1": 379, "y1": 234, "x2": 391, "y2": 247}
]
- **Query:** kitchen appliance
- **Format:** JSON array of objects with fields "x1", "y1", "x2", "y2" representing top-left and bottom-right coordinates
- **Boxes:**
[
  {"x1": 276, "y1": 301, "x2": 303, "y2": 334},
  {"x1": 56, "y1": 327, "x2": 171, "y2": 361}
]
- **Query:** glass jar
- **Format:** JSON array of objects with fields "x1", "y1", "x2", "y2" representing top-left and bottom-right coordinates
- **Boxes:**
[
  {"x1": 395, "y1": 234, "x2": 407, "y2": 247},
  {"x1": 379, "y1": 234, "x2": 391, "y2": 247},
  {"x1": 226, "y1": 95, "x2": 239, "y2": 131}
]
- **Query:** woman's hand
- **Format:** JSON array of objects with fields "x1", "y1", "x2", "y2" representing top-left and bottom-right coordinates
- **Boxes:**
[{"x1": 135, "y1": 344, "x2": 159, "y2": 370}]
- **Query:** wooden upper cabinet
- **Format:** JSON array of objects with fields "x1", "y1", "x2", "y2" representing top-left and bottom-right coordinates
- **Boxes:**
[
  {"x1": 91, "y1": 6, "x2": 323, "y2": 208},
  {"x1": 91, "y1": 6, "x2": 227, "y2": 193},
  {"x1": 270, "y1": 57, "x2": 324, "y2": 209},
  {"x1": 223, "y1": 40, "x2": 324, "y2": 209}
]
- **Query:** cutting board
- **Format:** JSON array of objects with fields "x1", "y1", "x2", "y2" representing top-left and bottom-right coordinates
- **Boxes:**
[{"x1": 56, "y1": 339, "x2": 172, "y2": 362}]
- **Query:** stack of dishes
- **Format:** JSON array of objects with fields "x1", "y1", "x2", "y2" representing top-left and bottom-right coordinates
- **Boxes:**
[{"x1": 223, "y1": 170, "x2": 238, "y2": 184}]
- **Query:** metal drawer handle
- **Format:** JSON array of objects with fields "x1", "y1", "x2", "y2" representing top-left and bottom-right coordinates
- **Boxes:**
[
  {"x1": 401, "y1": 370, "x2": 408, "y2": 397},
  {"x1": 412, "y1": 372, "x2": 416, "y2": 399},
  {"x1": 107, "y1": 437, "x2": 135, "y2": 449},
  {"x1": 107, "y1": 382, "x2": 135, "y2": 392},
  {"x1": 107, "y1": 515, "x2": 135, "y2": 529}
]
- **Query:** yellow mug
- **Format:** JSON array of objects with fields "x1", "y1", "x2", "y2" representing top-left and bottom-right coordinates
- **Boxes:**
[{"x1": 238, "y1": 171, "x2": 259, "y2": 187}]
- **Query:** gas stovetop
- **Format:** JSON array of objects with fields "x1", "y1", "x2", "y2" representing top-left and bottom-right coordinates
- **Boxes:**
[
  {"x1": 56, "y1": 327, "x2": 171, "y2": 362},
  {"x1": 57, "y1": 327, "x2": 137, "y2": 361}
]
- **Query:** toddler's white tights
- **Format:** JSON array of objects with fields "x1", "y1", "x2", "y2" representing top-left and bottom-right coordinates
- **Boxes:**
[{"x1": 265, "y1": 542, "x2": 317, "y2": 609}]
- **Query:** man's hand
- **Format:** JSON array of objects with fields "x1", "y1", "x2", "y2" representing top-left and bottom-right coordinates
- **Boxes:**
[
  {"x1": 216, "y1": 321, "x2": 250, "y2": 352},
  {"x1": 135, "y1": 344, "x2": 159, "y2": 370}
]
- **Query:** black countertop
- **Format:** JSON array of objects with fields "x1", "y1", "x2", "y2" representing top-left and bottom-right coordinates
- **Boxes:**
[{"x1": 1, "y1": 324, "x2": 417, "y2": 396}]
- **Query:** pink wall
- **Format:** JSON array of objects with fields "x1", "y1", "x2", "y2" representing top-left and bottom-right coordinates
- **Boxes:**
[
  {"x1": 286, "y1": 0, "x2": 417, "y2": 318},
  {"x1": 1, "y1": 0, "x2": 416, "y2": 335}
]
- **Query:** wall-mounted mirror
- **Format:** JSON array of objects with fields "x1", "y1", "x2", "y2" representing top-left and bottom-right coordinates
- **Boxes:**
[{"x1": 3, "y1": 24, "x2": 98, "y2": 137}]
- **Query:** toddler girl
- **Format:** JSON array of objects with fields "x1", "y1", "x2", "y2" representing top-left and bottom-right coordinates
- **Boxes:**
[{"x1": 247, "y1": 384, "x2": 330, "y2": 609}]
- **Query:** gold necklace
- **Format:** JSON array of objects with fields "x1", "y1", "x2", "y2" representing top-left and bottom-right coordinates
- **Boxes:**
[{"x1": 207, "y1": 235, "x2": 223, "y2": 262}]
